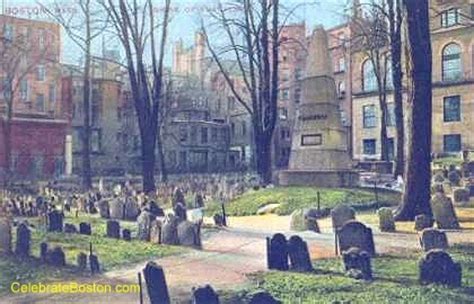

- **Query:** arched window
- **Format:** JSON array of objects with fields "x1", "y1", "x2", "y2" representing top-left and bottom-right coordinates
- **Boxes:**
[
  {"x1": 362, "y1": 60, "x2": 377, "y2": 92},
  {"x1": 442, "y1": 43, "x2": 462, "y2": 81},
  {"x1": 338, "y1": 81, "x2": 346, "y2": 98}
]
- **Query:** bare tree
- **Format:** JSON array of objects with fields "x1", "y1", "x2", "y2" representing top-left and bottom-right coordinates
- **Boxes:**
[
  {"x1": 102, "y1": 0, "x2": 171, "y2": 193},
  {"x1": 394, "y1": 0, "x2": 432, "y2": 220},
  {"x1": 41, "y1": 0, "x2": 108, "y2": 190},
  {"x1": 202, "y1": 0, "x2": 280, "y2": 184}
]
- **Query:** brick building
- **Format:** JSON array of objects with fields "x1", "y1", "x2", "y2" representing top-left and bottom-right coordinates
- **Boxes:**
[{"x1": 0, "y1": 15, "x2": 67, "y2": 181}]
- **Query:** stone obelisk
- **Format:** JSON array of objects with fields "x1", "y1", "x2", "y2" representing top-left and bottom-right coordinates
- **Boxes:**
[{"x1": 279, "y1": 26, "x2": 358, "y2": 187}]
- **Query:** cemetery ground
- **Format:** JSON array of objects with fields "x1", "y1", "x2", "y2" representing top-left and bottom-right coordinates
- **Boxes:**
[{"x1": 2, "y1": 186, "x2": 474, "y2": 303}]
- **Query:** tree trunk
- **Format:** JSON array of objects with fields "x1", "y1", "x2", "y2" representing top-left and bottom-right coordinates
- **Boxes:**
[
  {"x1": 2, "y1": 119, "x2": 12, "y2": 186},
  {"x1": 82, "y1": 47, "x2": 93, "y2": 190},
  {"x1": 141, "y1": 128, "x2": 156, "y2": 194},
  {"x1": 255, "y1": 132, "x2": 272, "y2": 185},
  {"x1": 395, "y1": 0, "x2": 432, "y2": 221},
  {"x1": 379, "y1": 93, "x2": 389, "y2": 161},
  {"x1": 157, "y1": 130, "x2": 168, "y2": 183}
]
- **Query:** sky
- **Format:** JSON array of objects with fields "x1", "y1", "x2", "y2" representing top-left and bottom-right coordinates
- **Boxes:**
[{"x1": 2, "y1": 0, "x2": 350, "y2": 67}]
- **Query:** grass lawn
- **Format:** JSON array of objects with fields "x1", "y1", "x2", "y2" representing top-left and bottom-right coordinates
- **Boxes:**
[
  {"x1": 226, "y1": 244, "x2": 474, "y2": 304},
  {"x1": 0, "y1": 214, "x2": 184, "y2": 294},
  {"x1": 206, "y1": 187, "x2": 401, "y2": 216},
  {"x1": 432, "y1": 156, "x2": 465, "y2": 167}
]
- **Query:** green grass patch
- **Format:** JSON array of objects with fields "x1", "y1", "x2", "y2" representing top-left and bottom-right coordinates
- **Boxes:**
[
  {"x1": 433, "y1": 156, "x2": 465, "y2": 167},
  {"x1": 205, "y1": 187, "x2": 401, "y2": 216},
  {"x1": 235, "y1": 244, "x2": 474, "y2": 303}
]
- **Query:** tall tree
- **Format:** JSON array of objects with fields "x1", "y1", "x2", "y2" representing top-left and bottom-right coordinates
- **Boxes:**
[
  {"x1": 202, "y1": 0, "x2": 280, "y2": 184},
  {"x1": 42, "y1": 0, "x2": 108, "y2": 190},
  {"x1": 103, "y1": 0, "x2": 171, "y2": 193},
  {"x1": 394, "y1": 0, "x2": 432, "y2": 220}
]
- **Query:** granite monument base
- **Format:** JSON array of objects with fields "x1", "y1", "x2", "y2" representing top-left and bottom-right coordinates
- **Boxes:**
[{"x1": 278, "y1": 170, "x2": 359, "y2": 187}]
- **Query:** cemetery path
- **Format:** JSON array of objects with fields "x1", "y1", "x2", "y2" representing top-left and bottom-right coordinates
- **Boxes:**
[{"x1": 3, "y1": 215, "x2": 472, "y2": 303}]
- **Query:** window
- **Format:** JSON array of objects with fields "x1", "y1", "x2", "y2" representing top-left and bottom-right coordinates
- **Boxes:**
[
  {"x1": 231, "y1": 122, "x2": 235, "y2": 137},
  {"x1": 441, "y1": 8, "x2": 460, "y2": 28},
  {"x1": 337, "y1": 57, "x2": 345, "y2": 72},
  {"x1": 443, "y1": 95, "x2": 461, "y2": 122},
  {"x1": 39, "y1": 30, "x2": 46, "y2": 49},
  {"x1": 363, "y1": 105, "x2": 377, "y2": 128},
  {"x1": 442, "y1": 43, "x2": 462, "y2": 81},
  {"x1": 228, "y1": 96, "x2": 236, "y2": 110},
  {"x1": 36, "y1": 94, "x2": 45, "y2": 112},
  {"x1": 91, "y1": 129, "x2": 102, "y2": 152},
  {"x1": 20, "y1": 79, "x2": 29, "y2": 101},
  {"x1": 201, "y1": 127, "x2": 208, "y2": 144},
  {"x1": 338, "y1": 81, "x2": 346, "y2": 98},
  {"x1": 4, "y1": 24, "x2": 14, "y2": 41},
  {"x1": 190, "y1": 126, "x2": 197, "y2": 142},
  {"x1": 279, "y1": 107, "x2": 288, "y2": 120},
  {"x1": 179, "y1": 151, "x2": 187, "y2": 168},
  {"x1": 362, "y1": 60, "x2": 377, "y2": 92},
  {"x1": 386, "y1": 103, "x2": 396, "y2": 127},
  {"x1": 241, "y1": 121, "x2": 247, "y2": 136},
  {"x1": 37, "y1": 65, "x2": 46, "y2": 81},
  {"x1": 443, "y1": 134, "x2": 461, "y2": 152},
  {"x1": 301, "y1": 134, "x2": 322, "y2": 146},
  {"x1": 179, "y1": 125, "x2": 187, "y2": 142},
  {"x1": 2, "y1": 78, "x2": 11, "y2": 100},
  {"x1": 363, "y1": 139, "x2": 376, "y2": 155},
  {"x1": 280, "y1": 89, "x2": 290, "y2": 100},
  {"x1": 211, "y1": 128, "x2": 218, "y2": 141},
  {"x1": 295, "y1": 68, "x2": 302, "y2": 81},
  {"x1": 294, "y1": 87, "x2": 301, "y2": 103},
  {"x1": 49, "y1": 85, "x2": 56, "y2": 106},
  {"x1": 387, "y1": 138, "x2": 395, "y2": 160}
]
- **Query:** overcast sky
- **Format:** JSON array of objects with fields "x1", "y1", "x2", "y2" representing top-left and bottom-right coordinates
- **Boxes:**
[{"x1": 2, "y1": 0, "x2": 350, "y2": 67}]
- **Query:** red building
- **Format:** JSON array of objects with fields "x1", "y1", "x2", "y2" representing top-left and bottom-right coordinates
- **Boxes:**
[{"x1": 0, "y1": 15, "x2": 68, "y2": 182}]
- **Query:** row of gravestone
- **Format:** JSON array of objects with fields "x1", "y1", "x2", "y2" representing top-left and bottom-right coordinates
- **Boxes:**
[
  {"x1": 142, "y1": 262, "x2": 281, "y2": 304},
  {"x1": 267, "y1": 234, "x2": 313, "y2": 272}
]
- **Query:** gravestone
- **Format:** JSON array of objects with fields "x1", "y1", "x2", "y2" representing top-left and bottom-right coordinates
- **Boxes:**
[
  {"x1": 267, "y1": 233, "x2": 289, "y2": 271},
  {"x1": 150, "y1": 220, "x2": 163, "y2": 244},
  {"x1": 431, "y1": 183, "x2": 444, "y2": 194},
  {"x1": 161, "y1": 215, "x2": 179, "y2": 245},
  {"x1": 419, "y1": 249, "x2": 462, "y2": 287},
  {"x1": 137, "y1": 211, "x2": 154, "y2": 241},
  {"x1": 0, "y1": 218, "x2": 12, "y2": 254},
  {"x1": 147, "y1": 201, "x2": 164, "y2": 217},
  {"x1": 89, "y1": 254, "x2": 100, "y2": 274},
  {"x1": 290, "y1": 209, "x2": 320, "y2": 233},
  {"x1": 106, "y1": 220, "x2": 121, "y2": 239},
  {"x1": 77, "y1": 252, "x2": 87, "y2": 270},
  {"x1": 338, "y1": 221, "x2": 375, "y2": 257},
  {"x1": 191, "y1": 285, "x2": 219, "y2": 304},
  {"x1": 122, "y1": 229, "x2": 131, "y2": 241},
  {"x1": 430, "y1": 193, "x2": 460, "y2": 229},
  {"x1": 433, "y1": 174, "x2": 445, "y2": 183},
  {"x1": 109, "y1": 199, "x2": 125, "y2": 220},
  {"x1": 447, "y1": 171, "x2": 461, "y2": 186},
  {"x1": 177, "y1": 221, "x2": 201, "y2": 248},
  {"x1": 331, "y1": 205, "x2": 355, "y2": 232},
  {"x1": 342, "y1": 247, "x2": 372, "y2": 280},
  {"x1": 172, "y1": 188, "x2": 185, "y2": 207},
  {"x1": 64, "y1": 223, "x2": 78, "y2": 234},
  {"x1": 249, "y1": 291, "x2": 281, "y2": 304},
  {"x1": 40, "y1": 242, "x2": 48, "y2": 261},
  {"x1": 47, "y1": 246, "x2": 66, "y2": 267},
  {"x1": 97, "y1": 200, "x2": 110, "y2": 219},
  {"x1": 287, "y1": 235, "x2": 313, "y2": 272},
  {"x1": 377, "y1": 208, "x2": 395, "y2": 232},
  {"x1": 414, "y1": 214, "x2": 434, "y2": 231},
  {"x1": 79, "y1": 222, "x2": 92, "y2": 235},
  {"x1": 453, "y1": 188, "x2": 469, "y2": 203},
  {"x1": 213, "y1": 213, "x2": 225, "y2": 226},
  {"x1": 194, "y1": 194, "x2": 205, "y2": 208},
  {"x1": 143, "y1": 262, "x2": 170, "y2": 304},
  {"x1": 420, "y1": 228, "x2": 449, "y2": 252},
  {"x1": 124, "y1": 199, "x2": 140, "y2": 220},
  {"x1": 15, "y1": 223, "x2": 30, "y2": 257},
  {"x1": 48, "y1": 210, "x2": 64, "y2": 232},
  {"x1": 174, "y1": 202, "x2": 187, "y2": 222}
]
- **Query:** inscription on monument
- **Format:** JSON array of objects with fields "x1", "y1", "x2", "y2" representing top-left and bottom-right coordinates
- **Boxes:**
[
  {"x1": 299, "y1": 114, "x2": 328, "y2": 121},
  {"x1": 301, "y1": 134, "x2": 322, "y2": 146}
]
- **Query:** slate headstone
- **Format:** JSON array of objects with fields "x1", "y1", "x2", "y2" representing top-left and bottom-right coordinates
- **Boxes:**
[
  {"x1": 453, "y1": 188, "x2": 470, "y2": 203},
  {"x1": 15, "y1": 223, "x2": 30, "y2": 257},
  {"x1": 89, "y1": 254, "x2": 100, "y2": 274},
  {"x1": 0, "y1": 218, "x2": 12, "y2": 254},
  {"x1": 143, "y1": 262, "x2": 170, "y2": 304},
  {"x1": 414, "y1": 214, "x2": 434, "y2": 231},
  {"x1": 161, "y1": 216, "x2": 179, "y2": 245},
  {"x1": 40, "y1": 242, "x2": 48, "y2": 261},
  {"x1": 48, "y1": 210, "x2": 64, "y2": 232},
  {"x1": 194, "y1": 194, "x2": 205, "y2": 208},
  {"x1": 97, "y1": 200, "x2": 110, "y2": 219},
  {"x1": 342, "y1": 247, "x2": 372, "y2": 280},
  {"x1": 79, "y1": 222, "x2": 92, "y2": 235},
  {"x1": 249, "y1": 291, "x2": 281, "y2": 304},
  {"x1": 267, "y1": 233, "x2": 289, "y2": 271},
  {"x1": 106, "y1": 220, "x2": 121, "y2": 239},
  {"x1": 64, "y1": 223, "x2": 78, "y2": 234},
  {"x1": 48, "y1": 246, "x2": 66, "y2": 267},
  {"x1": 77, "y1": 252, "x2": 87, "y2": 270},
  {"x1": 177, "y1": 221, "x2": 201, "y2": 248},
  {"x1": 287, "y1": 235, "x2": 313, "y2": 272},
  {"x1": 419, "y1": 249, "x2": 462, "y2": 287},
  {"x1": 338, "y1": 220, "x2": 375, "y2": 257},
  {"x1": 191, "y1": 285, "x2": 219, "y2": 304},
  {"x1": 430, "y1": 193, "x2": 460, "y2": 229},
  {"x1": 122, "y1": 229, "x2": 132, "y2": 241},
  {"x1": 420, "y1": 228, "x2": 449, "y2": 252},
  {"x1": 174, "y1": 202, "x2": 187, "y2": 222}
]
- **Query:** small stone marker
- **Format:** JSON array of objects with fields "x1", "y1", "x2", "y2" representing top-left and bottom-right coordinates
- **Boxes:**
[
  {"x1": 106, "y1": 220, "x2": 121, "y2": 239},
  {"x1": 377, "y1": 207, "x2": 395, "y2": 232},
  {"x1": 267, "y1": 233, "x2": 289, "y2": 271},
  {"x1": 430, "y1": 193, "x2": 460, "y2": 229},
  {"x1": 77, "y1": 252, "x2": 87, "y2": 270},
  {"x1": 194, "y1": 193, "x2": 205, "y2": 208},
  {"x1": 40, "y1": 242, "x2": 48, "y2": 261},
  {"x1": 414, "y1": 214, "x2": 434, "y2": 231},
  {"x1": 342, "y1": 247, "x2": 372, "y2": 280},
  {"x1": 419, "y1": 249, "x2": 462, "y2": 287},
  {"x1": 331, "y1": 205, "x2": 355, "y2": 232},
  {"x1": 447, "y1": 171, "x2": 461, "y2": 186},
  {"x1": 122, "y1": 229, "x2": 132, "y2": 241},
  {"x1": 161, "y1": 216, "x2": 179, "y2": 245},
  {"x1": 79, "y1": 222, "x2": 92, "y2": 235},
  {"x1": 137, "y1": 211, "x2": 154, "y2": 241},
  {"x1": 143, "y1": 262, "x2": 170, "y2": 304},
  {"x1": 48, "y1": 246, "x2": 66, "y2": 267},
  {"x1": 124, "y1": 199, "x2": 140, "y2": 220},
  {"x1": 0, "y1": 218, "x2": 12, "y2": 254},
  {"x1": 150, "y1": 220, "x2": 162, "y2": 244},
  {"x1": 420, "y1": 228, "x2": 448, "y2": 252},
  {"x1": 97, "y1": 200, "x2": 110, "y2": 219},
  {"x1": 191, "y1": 285, "x2": 219, "y2": 304},
  {"x1": 109, "y1": 199, "x2": 125, "y2": 220},
  {"x1": 249, "y1": 291, "x2": 281, "y2": 304},
  {"x1": 338, "y1": 220, "x2": 375, "y2": 257},
  {"x1": 89, "y1": 254, "x2": 100, "y2": 274},
  {"x1": 177, "y1": 221, "x2": 201, "y2": 248},
  {"x1": 290, "y1": 209, "x2": 320, "y2": 233},
  {"x1": 174, "y1": 202, "x2": 187, "y2": 222},
  {"x1": 48, "y1": 210, "x2": 64, "y2": 232},
  {"x1": 287, "y1": 235, "x2": 313, "y2": 272},
  {"x1": 15, "y1": 223, "x2": 31, "y2": 257},
  {"x1": 453, "y1": 188, "x2": 470, "y2": 203},
  {"x1": 64, "y1": 223, "x2": 78, "y2": 234}
]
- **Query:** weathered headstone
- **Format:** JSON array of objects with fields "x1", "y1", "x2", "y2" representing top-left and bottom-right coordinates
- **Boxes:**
[
  {"x1": 414, "y1": 214, "x2": 434, "y2": 231},
  {"x1": 150, "y1": 220, "x2": 163, "y2": 244},
  {"x1": 122, "y1": 229, "x2": 131, "y2": 241},
  {"x1": 15, "y1": 223, "x2": 30, "y2": 257},
  {"x1": 420, "y1": 228, "x2": 449, "y2": 252},
  {"x1": 89, "y1": 254, "x2": 100, "y2": 274},
  {"x1": 47, "y1": 246, "x2": 66, "y2": 267},
  {"x1": 213, "y1": 213, "x2": 225, "y2": 226},
  {"x1": 161, "y1": 216, "x2": 179, "y2": 245},
  {"x1": 143, "y1": 262, "x2": 170, "y2": 304},
  {"x1": 430, "y1": 193, "x2": 460, "y2": 229},
  {"x1": 267, "y1": 233, "x2": 289, "y2": 271},
  {"x1": 177, "y1": 221, "x2": 201, "y2": 248},
  {"x1": 106, "y1": 220, "x2": 121, "y2": 239},
  {"x1": 48, "y1": 210, "x2": 64, "y2": 232},
  {"x1": 447, "y1": 170, "x2": 461, "y2": 186},
  {"x1": 0, "y1": 218, "x2": 12, "y2": 254},
  {"x1": 40, "y1": 242, "x2": 48, "y2": 261},
  {"x1": 194, "y1": 194, "x2": 205, "y2": 208},
  {"x1": 124, "y1": 199, "x2": 140, "y2": 221},
  {"x1": 191, "y1": 285, "x2": 219, "y2": 304},
  {"x1": 290, "y1": 209, "x2": 320, "y2": 233},
  {"x1": 172, "y1": 188, "x2": 185, "y2": 207},
  {"x1": 64, "y1": 223, "x2": 78, "y2": 234},
  {"x1": 377, "y1": 208, "x2": 395, "y2": 232},
  {"x1": 249, "y1": 291, "x2": 281, "y2": 304},
  {"x1": 77, "y1": 252, "x2": 87, "y2": 270},
  {"x1": 137, "y1": 211, "x2": 154, "y2": 241},
  {"x1": 338, "y1": 221, "x2": 375, "y2": 257},
  {"x1": 331, "y1": 205, "x2": 356, "y2": 232},
  {"x1": 147, "y1": 201, "x2": 165, "y2": 217},
  {"x1": 287, "y1": 235, "x2": 313, "y2": 272},
  {"x1": 79, "y1": 222, "x2": 92, "y2": 235},
  {"x1": 433, "y1": 174, "x2": 445, "y2": 183},
  {"x1": 453, "y1": 188, "x2": 470, "y2": 203},
  {"x1": 97, "y1": 200, "x2": 110, "y2": 219},
  {"x1": 419, "y1": 249, "x2": 462, "y2": 287},
  {"x1": 174, "y1": 202, "x2": 187, "y2": 222},
  {"x1": 342, "y1": 247, "x2": 372, "y2": 280},
  {"x1": 109, "y1": 199, "x2": 125, "y2": 220}
]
